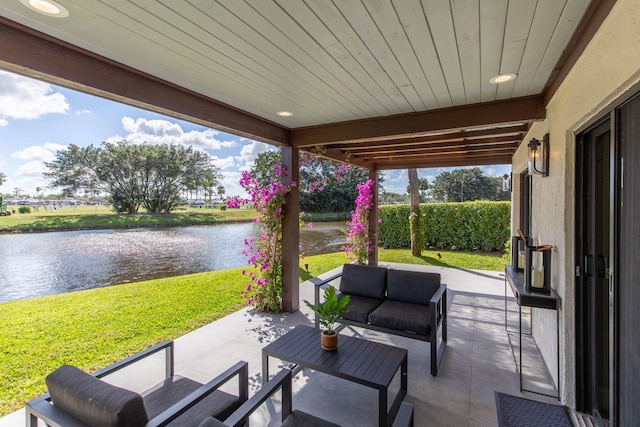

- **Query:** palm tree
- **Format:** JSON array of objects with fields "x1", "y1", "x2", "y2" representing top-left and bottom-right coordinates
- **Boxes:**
[
  {"x1": 36, "y1": 187, "x2": 42, "y2": 198},
  {"x1": 0, "y1": 172, "x2": 6, "y2": 186},
  {"x1": 217, "y1": 185, "x2": 225, "y2": 201}
]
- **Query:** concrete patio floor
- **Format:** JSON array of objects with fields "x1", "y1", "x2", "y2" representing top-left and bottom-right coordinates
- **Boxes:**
[{"x1": 3, "y1": 263, "x2": 561, "y2": 427}]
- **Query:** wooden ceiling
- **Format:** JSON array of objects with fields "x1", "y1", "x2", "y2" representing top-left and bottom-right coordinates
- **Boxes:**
[{"x1": 0, "y1": 0, "x2": 615, "y2": 170}]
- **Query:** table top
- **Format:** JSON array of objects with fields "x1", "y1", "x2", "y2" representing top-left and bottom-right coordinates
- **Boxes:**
[
  {"x1": 505, "y1": 266, "x2": 559, "y2": 309},
  {"x1": 263, "y1": 324, "x2": 407, "y2": 388}
]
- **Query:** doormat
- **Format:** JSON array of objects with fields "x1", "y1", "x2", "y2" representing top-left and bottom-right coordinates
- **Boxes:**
[{"x1": 495, "y1": 392, "x2": 572, "y2": 427}]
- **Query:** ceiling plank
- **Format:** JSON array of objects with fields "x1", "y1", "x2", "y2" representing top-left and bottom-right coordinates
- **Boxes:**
[
  {"x1": 0, "y1": 16, "x2": 290, "y2": 146},
  {"x1": 291, "y1": 96, "x2": 545, "y2": 147},
  {"x1": 542, "y1": 0, "x2": 618, "y2": 104}
]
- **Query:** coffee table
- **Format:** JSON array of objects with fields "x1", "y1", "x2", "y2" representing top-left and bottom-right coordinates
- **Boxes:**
[{"x1": 262, "y1": 324, "x2": 408, "y2": 427}]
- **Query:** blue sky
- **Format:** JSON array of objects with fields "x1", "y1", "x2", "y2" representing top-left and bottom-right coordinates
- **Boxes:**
[{"x1": 0, "y1": 70, "x2": 510, "y2": 198}]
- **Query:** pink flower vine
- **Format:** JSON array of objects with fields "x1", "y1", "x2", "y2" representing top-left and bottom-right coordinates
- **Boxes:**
[
  {"x1": 227, "y1": 164, "x2": 295, "y2": 312},
  {"x1": 343, "y1": 179, "x2": 378, "y2": 264}
]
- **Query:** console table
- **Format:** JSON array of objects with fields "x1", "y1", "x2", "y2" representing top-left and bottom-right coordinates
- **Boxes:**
[
  {"x1": 504, "y1": 265, "x2": 560, "y2": 399},
  {"x1": 262, "y1": 324, "x2": 407, "y2": 427}
]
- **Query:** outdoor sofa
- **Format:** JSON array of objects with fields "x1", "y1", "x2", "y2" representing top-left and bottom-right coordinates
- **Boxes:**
[
  {"x1": 198, "y1": 367, "x2": 415, "y2": 427},
  {"x1": 25, "y1": 340, "x2": 248, "y2": 427},
  {"x1": 310, "y1": 263, "x2": 448, "y2": 376}
]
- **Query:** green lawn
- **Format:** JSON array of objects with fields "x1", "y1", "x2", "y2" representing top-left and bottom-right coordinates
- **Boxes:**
[
  {"x1": 0, "y1": 205, "x2": 257, "y2": 232},
  {"x1": 0, "y1": 248, "x2": 506, "y2": 416}
]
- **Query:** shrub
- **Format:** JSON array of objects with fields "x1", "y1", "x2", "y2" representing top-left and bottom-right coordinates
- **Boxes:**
[
  {"x1": 18, "y1": 206, "x2": 32, "y2": 214},
  {"x1": 379, "y1": 201, "x2": 510, "y2": 252}
]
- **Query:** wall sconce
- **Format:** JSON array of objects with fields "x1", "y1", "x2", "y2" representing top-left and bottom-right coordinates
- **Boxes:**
[{"x1": 528, "y1": 133, "x2": 549, "y2": 177}]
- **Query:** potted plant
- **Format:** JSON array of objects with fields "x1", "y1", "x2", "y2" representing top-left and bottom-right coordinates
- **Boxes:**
[{"x1": 304, "y1": 286, "x2": 350, "y2": 351}]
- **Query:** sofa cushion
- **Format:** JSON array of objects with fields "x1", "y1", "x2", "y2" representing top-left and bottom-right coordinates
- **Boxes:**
[
  {"x1": 386, "y1": 269, "x2": 441, "y2": 304},
  {"x1": 340, "y1": 294, "x2": 383, "y2": 323},
  {"x1": 46, "y1": 365, "x2": 149, "y2": 427},
  {"x1": 339, "y1": 264, "x2": 387, "y2": 299},
  {"x1": 368, "y1": 300, "x2": 431, "y2": 336}
]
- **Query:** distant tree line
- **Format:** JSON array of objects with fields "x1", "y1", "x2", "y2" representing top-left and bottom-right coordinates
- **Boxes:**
[
  {"x1": 429, "y1": 167, "x2": 509, "y2": 202},
  {"x1": 43, "y1": 141, "x2": 220, "y2": 214},
  {"x1": 250, "y1": 150, "x2": 378, "y2": 213}
]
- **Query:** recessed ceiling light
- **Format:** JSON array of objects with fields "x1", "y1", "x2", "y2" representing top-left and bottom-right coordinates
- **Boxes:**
[
  {"x1": 276, "y1": 111, "x2": 293, "y2": 117},
  {"x1": 20, "y1": 0, "x2": 69, "y2": 17},
  {"x1": 490, "y1": 73, "x2": 517, "y2": 84}
]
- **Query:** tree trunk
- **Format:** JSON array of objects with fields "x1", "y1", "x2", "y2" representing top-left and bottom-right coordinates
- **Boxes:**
[{"x1": 408, "y1": 168, "x2": 422, "y2": 256}]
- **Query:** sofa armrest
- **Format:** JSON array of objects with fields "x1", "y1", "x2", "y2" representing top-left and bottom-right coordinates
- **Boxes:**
[
  {"x1": 429, "y1": 284, "x2": 448, "y2": 376},
  {"x1": 429, "y1": 284, "x2": 447, "y2": 326},
  {"x1": 222, "y1": 368, "x2": 292, "y2": 427},
  {"x1": 309, "y1": 272, "x2": 343, "y2": 328},
  {"x1": 147, "y1": 361, "x2": 249, "y2": 427},
  {"x1": 26, "y1": 393, "x2": 88, "y2": 427}
]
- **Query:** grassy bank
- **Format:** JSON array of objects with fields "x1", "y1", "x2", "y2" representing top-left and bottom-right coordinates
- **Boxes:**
[
  {"x1": 0, "y1": 205, "x2": 257, "y2": 233},
  {"x1": 0, "y1": 249, "x2": 506, "y2": 415}
]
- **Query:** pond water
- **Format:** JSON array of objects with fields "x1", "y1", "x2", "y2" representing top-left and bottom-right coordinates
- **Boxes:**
[{"x1": 0, "y1": 222, "x2": 347, "y2": 302}]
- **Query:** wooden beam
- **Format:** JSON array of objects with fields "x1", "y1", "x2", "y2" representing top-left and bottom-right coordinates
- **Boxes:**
[
  {"x1": 352, "y1": 145, "x2": 519, "y2": 162},
  {"x1": 0, "y1": 17, "x2": 290, "y2": 146},
  {"x1": 349, "y1": 136, "x2": 522, "y2": 156},
  {"x1": 357, "y1": 155, "x2": 515, "y2": 171},
  {"x1": 543, "y1": 0, "x2": 618, "y2": 105},
  {"x1": 281, "y1": 147, "x2": 299, "y2": 313},
  {"x1": 328, "y1": 124, "x2": 529, "y2": 150},
  {"x1": 291, "y1": 96, "x2": 544, "y2": 146}
]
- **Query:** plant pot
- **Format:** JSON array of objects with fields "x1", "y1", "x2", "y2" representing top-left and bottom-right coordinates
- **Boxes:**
[{"x1": 321, "y1": 330, "x2": 338, "y2": 351}]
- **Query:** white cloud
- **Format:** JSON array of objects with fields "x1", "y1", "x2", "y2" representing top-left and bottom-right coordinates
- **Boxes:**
[
  {"x1": 75, "y1": 109, "x2": 91, "y2": 115},
  {"x1": 11, "y1": 146, "x2": 54, "y2": 162},
  {"x1": 16, "y1": 161, "x2": 48, "y2": 177},
  {"x1": 11, "y1": 143, "x2": 66, "y2": 162},
  {"x1": 211, "y1": 155, "x2": 236, "y2": 170},
  {"x1": 0, "y1": 119, "x2": 8, "y2": 127},
  {"x1": 44, "y1": 142, "x2": 68, "y2": 152},
  {"x1": 219, "y1": 171, "x2": 245, "y2": 197},
  {"x1": 0, "y1": 70, "x2": 69, "y2": 120},
  {"x1": 235, "y1": 141, "x2": 273, "y2": 170},
  {"x1": 112, "y1": 117, "x2": 237, "y2": 151}
]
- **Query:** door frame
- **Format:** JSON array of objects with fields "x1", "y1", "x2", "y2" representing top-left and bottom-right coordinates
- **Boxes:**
[{"x1": 574, "y1": 116, "x2": 615, "y2": 423}]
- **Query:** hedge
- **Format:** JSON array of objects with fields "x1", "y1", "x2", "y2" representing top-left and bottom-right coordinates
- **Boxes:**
[{"x1": 378, "y1": 201, "x2": 510, "y2": 251}]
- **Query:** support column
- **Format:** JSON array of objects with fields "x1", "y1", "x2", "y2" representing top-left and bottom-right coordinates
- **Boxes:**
[
  {"x1": 281, "y1": 146, "x2": 299, "y2": 312},
  {"x1": 368, "y1": 169, "x2": 379, "y2": 266}
]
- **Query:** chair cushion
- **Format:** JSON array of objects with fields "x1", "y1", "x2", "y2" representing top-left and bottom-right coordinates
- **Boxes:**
[
  {"x1": 339, "y1": 264, "x2": 387, "y2": 299},
  {"x1": 281, "y1": 410, "x2": 342, "y2": 427},
  {"x1": 339, "y1": 294, "x2": 383, "y2": 324},
  {"x1": 144, "y1": 376, "x2": 241, "y2": 427},
  {"x1": 386, "y1": 269, "x2": 440, "y2": 304},
  {"x1": 368, "y1": 300, "x2": 431, "y2": 336},
  {"x1": 45, "y1": 365, "x2": 149, "y2": 427}
]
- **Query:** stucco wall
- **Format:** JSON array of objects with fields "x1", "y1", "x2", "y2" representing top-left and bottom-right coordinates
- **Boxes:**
[{"x1": 511, "y1": 0, "x2": 640, "y2": 406}]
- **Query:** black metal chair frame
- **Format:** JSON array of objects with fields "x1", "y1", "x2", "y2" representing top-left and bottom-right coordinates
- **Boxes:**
[{"x1": 25, "y1": 340, "x2": 249, "y2": 427}]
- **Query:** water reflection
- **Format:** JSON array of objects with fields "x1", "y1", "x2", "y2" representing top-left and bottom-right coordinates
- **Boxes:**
[{"x1": 0, "y1": 222, "x2": 346, "y2": 302}]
